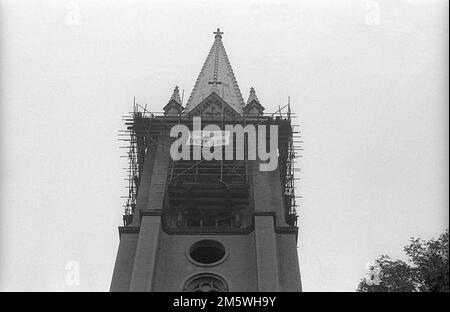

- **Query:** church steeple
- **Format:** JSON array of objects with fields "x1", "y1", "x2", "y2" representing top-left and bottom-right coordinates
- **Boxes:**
[
  {"x1": 111, "y1": 29, "x2": 302, "y2": 293},
  {"x1": 184, "y1": 28, "x2": 245, "y2": 115}
]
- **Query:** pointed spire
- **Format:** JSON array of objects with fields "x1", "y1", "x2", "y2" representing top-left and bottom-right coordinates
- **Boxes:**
[
  {"x1": 184, "y1": 28, "x2": 245, "y2": 115},
  {"x1": 163, "y1": 86, "x2": 183, "y2": 116},
  {"x1": 247, "y1": 87, "x2": 260, "y2": 105},
  {"x1": 169, "y1": 86, "x2": 182, "y2": 104},
  {"x1": 244, "y1": 87, "x2": 265, "y2": 117}
]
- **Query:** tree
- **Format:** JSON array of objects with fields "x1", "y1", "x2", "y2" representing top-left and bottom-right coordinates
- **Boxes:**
[{"x1": 358, "y1": 230, "x2": 449, "y2": 292}]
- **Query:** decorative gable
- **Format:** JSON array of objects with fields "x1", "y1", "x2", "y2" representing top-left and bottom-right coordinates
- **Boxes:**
[
  {"x1": 163, "y1": 86, "x2": 184, "y2": 116},
  {"x1": 244, "y1": 87, "x2": 265, "y2": 117},
  {"x1": 187, "y1": 92, "x2": 240, "y2": 120}
]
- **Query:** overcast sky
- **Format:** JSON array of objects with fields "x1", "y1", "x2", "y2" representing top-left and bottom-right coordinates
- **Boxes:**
[{"x1": 0, "y1": 0, "x2": 448, "y2": 292}]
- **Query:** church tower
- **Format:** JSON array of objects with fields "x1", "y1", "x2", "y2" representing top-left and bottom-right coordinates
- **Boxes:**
[{"x1": 111, "y1": 29, "x2": 302, "y2": 292}]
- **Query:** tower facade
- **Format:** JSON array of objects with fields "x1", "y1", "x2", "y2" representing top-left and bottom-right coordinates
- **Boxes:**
[{"x1": 111, "y1": 29, "x2": 302, "y2": 292}]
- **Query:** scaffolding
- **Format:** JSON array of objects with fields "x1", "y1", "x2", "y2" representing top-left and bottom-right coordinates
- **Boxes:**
[{"x1": 118, "y1": 98, "x2": 303, "y2": 227}]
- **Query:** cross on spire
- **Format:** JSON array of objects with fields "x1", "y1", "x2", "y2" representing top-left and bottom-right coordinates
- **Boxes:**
[{"x1": 213, "y1": 28, "x2": 223, "y2": 39}]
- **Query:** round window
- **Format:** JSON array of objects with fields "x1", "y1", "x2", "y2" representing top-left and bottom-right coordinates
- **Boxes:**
[
  {"x1": 183, "y1": 273, "x2": 229, "y2": 292},
  {"x1": 188, "y1": 240, "x2": 226, "y2": 265}
]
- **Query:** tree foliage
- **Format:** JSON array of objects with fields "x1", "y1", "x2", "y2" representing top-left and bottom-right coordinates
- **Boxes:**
[{"x1": 358, "y1": 230, "x2": 449, "y2": 292}]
